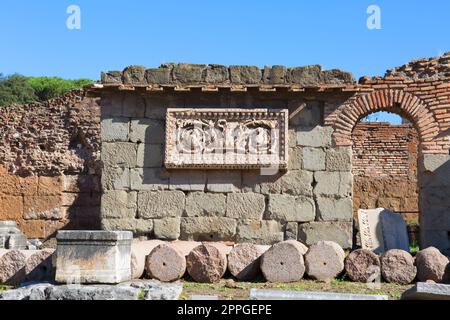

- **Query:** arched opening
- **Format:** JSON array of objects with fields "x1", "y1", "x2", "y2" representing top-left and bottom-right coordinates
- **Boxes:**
[{"x1": 352, "y1": 111, "x2": 420, "y2": 251}]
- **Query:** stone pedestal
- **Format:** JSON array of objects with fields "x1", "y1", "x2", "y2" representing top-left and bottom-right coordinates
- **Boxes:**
[
  {"x1": 55, "y1": 230, "x2": 133, "y2": 284},
  {"x1": 0, "y1": 221, "x2": 27, "y2": 249}
]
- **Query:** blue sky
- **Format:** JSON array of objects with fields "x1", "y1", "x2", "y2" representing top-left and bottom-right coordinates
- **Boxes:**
[{"x1": 1, "y1": 1, "x2": 449, "y2": 123}]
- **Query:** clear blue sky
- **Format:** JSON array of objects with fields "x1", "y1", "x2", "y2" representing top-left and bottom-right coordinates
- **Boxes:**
[{"x1": 1, "y1": 1, "x2": 449, "y2": 123}]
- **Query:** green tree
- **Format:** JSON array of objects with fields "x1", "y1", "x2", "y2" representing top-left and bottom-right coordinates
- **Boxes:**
[
  {"x1": 0, "y1": 73, "x2": 37, "y2": 106},
  {"x1": 27, "y1": 77, "x2": 93, "y2": 101}
]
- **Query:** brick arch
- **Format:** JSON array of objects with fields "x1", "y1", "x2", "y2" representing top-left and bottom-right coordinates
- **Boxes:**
[{"x1": 331, "y1": 89, "x2": 440, "y2": 150}]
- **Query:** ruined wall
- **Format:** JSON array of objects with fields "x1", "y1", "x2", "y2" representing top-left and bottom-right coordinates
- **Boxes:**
[
  {"x1": 0, "y1": 90, "x2": 101, "y2": 238},
  {"x1": 352, "y1": 122, "x2": 419, "y2": 223}
]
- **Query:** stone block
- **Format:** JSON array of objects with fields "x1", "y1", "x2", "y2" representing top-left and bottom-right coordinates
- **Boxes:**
[
  {"x1": 185, "y1": 192, "x2": 226, "y2": 217},
  {"x1": 206, "y1": 171, "x2": 242, "y2": 193},
  {"x1": 420, "y1": 154, "x2": 450, "y2": 172},
  {"x1": 302, "y1": 147, "x2": 326, "y2": 171},
  {"x1": 38, "y1": 176, "x2": 64, "y2": 196},
  {"x1": 153, "y1": 217, "x2": 181, "y2": 240},
  {"x1": 267, "y1": 194, "x2": 315, "y2": 222},
  {"x1": 0, "y1": 196, "x2": 24, "y2": 220},
  {"x1": 130, "y1": 168, "x2": 169, "y2": 191},
  {"x1": 101, "y1": 142, "x2": 137, "y2": 168},
  {"x1": 285, "y1": 222, "x2": 299, "y2": 240},
  {"x1": 23, "y1": 196, "x2": 63, "y2": 220},
  {"x1": 296, "y1": 126, "x2": 333, "y2": 147},
  {"x1": 101, "y1": 191, "x2": 137, "y2": 219},
  {"x1": 316, "y1": 197, "x2": 352, "y2": 221},
  {"x1": 101, "y1": 71, "x2": 122, "y2": 84},
  {"x1": 288, "y1": 147, "x2": 303, "y2": 170},
  {"x1": 101, "y1": 218, "x2": 153, "y2": 235},
  {"x1": 122, "y1": 94, "x2": 146, "y2": 117},
  {"x1": 7, "y1": 233, "x2": 27, "y2": 249},
  {"x1": 298, "y1": 221, "x2": 352, "y2": 249},
  {"x1": 280, "y1": 170, "x2": 314, "y2": 196},
  {"x1": 137, "y1": 144, "x2": 163, "y2": 168},
  {"x1": 101, "y1": 117, "x2": 129, "y2": 142},
  {"x1": 55, "y1": 231, "x2": 133, "y2": 284},
  {"x1": 205, "y1": 65, "x2": 229, "y2": 83},
  {"x1": 145, "y1": 68, "x2": 171, "y2": 84},
  {"x1": 326, "y1": 147, "x2": 352, "y2": 171},
  {"x1": 100, "y1": 94, "x2": 123, "y2": 117},
  {"x1": 314, "y1": 171, "x2": 353, "y2": 197},
  {"x1": 101, "y1": 166, "x2": 129, "y2": 191},
  {"x1": 122, "y1": 66, "x2": 146, "y2": 85},
  {"x1": 264, "y1": 65, "x2": 287, "y2": 84},
  {"x1": 169, "y1": 170, "x2": 207, "y2": 191},
  {"x1": 180, "y1": 217, "x2": 237, "y2": 241},
  {"x1": 173, "y1": 63, "x2": 206, "y2": 83},
  {"x1": 250, "y1": 289, "x2": 388, "y2": 300},
  {"x1": 288, "y1": 65, "x2": 322, "y2": 86},
  {"x1": 229, "y1": 66, "x2": 262, "y2": 84},
  {"x1": 129, "y1": 119, "x2": 165, "y2": 144},
  {"x1": 226, "y1": 193, "x2": 266, "y2": 220},
  {"x1": 242, "y1": 170, "x2": 282, "y2": 194},
  {"x1": 137, "y1": 191, "x2": 185, "y2": 219},
  {"x1": 236, "y1": 220, "x2": 284, "y2": 245},
  {"x1": 401, "y1": 283, "x2": 450, "y2": 300}
]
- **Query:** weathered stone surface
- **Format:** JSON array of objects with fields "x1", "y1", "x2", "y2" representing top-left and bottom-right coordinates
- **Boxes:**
[
  {"x1": 380, "y1": 209, "x2": 410, "y2": 252},
  {"x1": 421, "y1": 154, "x2": 450, "y2": 172},
  {"x1": 241, "y1": 170, "x2": 282, "y2": 194},
  {"x1": 119, "y1": 279, "x2": 183, "y2": 300},
  {"x1": 169, "y1": 170, "x2": 207, "y2": 191},
  {"x1": 0, "y1": 282, "x2": 53, "y2": 300},
  {"x1": 260, "y1": 240, "x2": 307, "y2": 283},
  {"x1": 285, "y1": 222, "x2": 299, "y2": 240},
  {"x1": 180, "y1": 217, "x2": 237, "y2": 241},
  {"x1": 280, "y1": 170, "x2": 314, "y2": 196},
  {"x1": 205, "y1": 65, "x2": 229, "y2": 83},
  {"x1": 316, "y1": 197, "x2": 352, "y2": 221},
  {"x1": 250, "y1": 289, "x2": 388, "y2": 300},
  {"x1": 288, "y1": 65, "x2": 321, "y2": 86},
  {"x1": 101, "y1": 71, "x2": 122, "y2": 84},
  {"x1": 123, "y1": 94, "x2": 146, "y2": 117},
  {"x1": 236, "y1": 221, "x2": 284, "y2": 245},
  {"x1": 101, "y1": 191, "x2": 137, "y2": 219},
  {"x1": 227, "y1": 243, "x2": 266, "y2": 281},
  {"x1": 302, "y1": 147, "x2": 325, "y2": 171},
  {"x1": 101, "y1": 142, "x2": 137, "y2": 168},
  {"x1": 23, "y1": 195, "x2": 62, "y2": 220},
  {"x1": 137, "y1": 144, "x2": 163, "y2": 168},
  {"x1": 55, "y1": 231, "x2": 133, "y2": 284},
  {"x1": 0, "y1": 249, "x2": 27, "y2": 284},
  {"x1": 137, "y1": 191, "x2": 185, "y2": 219},
  {"x1": 131, "y1": 240, "x2": 164, "y2": 279},
  {"x1": 145, "y1": 67, "x2": 171, "y2": 84},
  {"x1": 304, "y1": 241, "x2": 345, "y2": 282},
  {"x1": 102, "y1": 218, "x2": 153, "y2": 235},
  {"x1": 23, "y1": 249, "x2": 55, "y2": 282},
  {"x1": 186, "y1": 244, "x2": 227, "y2": 283},
  {"x1": 101, "y1": 166, "x2": 129, "y2": 190},
  {"x1": 321, "y1": 69, "x2": 355, "y2": 84},
  {"x1": 48, "y1": 285, "x2": 139, "y2": 300},
  {"x1": 101, "y1": 117, "x2": 129, "y2": 142},
  {"x1": 314, "y1": 171, "x2": 353, "y2": 197},
  {"x1": 326, "y1": 147, "x2": 352, "y2": 171},
  {"x1": 130, "y1": 119, "x2": 165, "y2": 144},
  {"x1": 264, "y1": 65, "x2": 287, "y2": 84},
  {"x1": 296, "y1": 126, "x2": 333, "y2": 147},
  {"x1": 380, "y1": 249, "x2": 417, "y2": 284},
  {"x1": 415, "y1": 247, "x2": 449, "y2": 283},
  {"x1": 401, "y1": 282, "x2": 450, "y2": 300},
  {"x1": 185, "y1": 192, "x2": 226, "y2": 217},
  {"x1": 267, "y1": 194, "x2": 315, "y2": 222},
  {"x1": 206, "y1": 171, "x2": 242, "y2": 193},
  {"x1": 288, "y1": 147, "x2": 303, "y2": 170},
  {"x1": 153, "y1": 217, "x2": 181, "y2": 240},
  {"x1": 130, "y1": 168, "x2": 169, "y2": 191},
  {"x1": 226, "y1": 193, "x2": 265, "y2": 220},
  {"x1": 173, "y1": 63, "x2": 206, "y2": 83},
  {"x1": 122, "y1": 66, "x2": 146, "y2": 85},
  {"x1": 170, "y1": 241, "x2": 202, "y2": 257},
  {"x1": 7, "y1": 233, "x2": 28, "y2": 249},
  {"x1": 298, "y1": 221, "x2": 352, "y2": 249},
  {"x1": 229, "y1": 66, "x2": 262, "y2": 84},
  {"x1": 344, "y1": 249, "x2": 381, "y2": 283},
  {"x1": 145, "y1": 244, "x2": 186, "y2": 282}
]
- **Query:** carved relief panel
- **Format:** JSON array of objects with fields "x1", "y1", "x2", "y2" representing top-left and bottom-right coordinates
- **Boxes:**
[{"x1": 165, "y1": 108, "x2": 288, "y2": 169}]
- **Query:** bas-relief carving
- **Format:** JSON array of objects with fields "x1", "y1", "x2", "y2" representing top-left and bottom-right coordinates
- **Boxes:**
[{"x1": 165, "y1": 109, "x2": 288, "y2": 169}]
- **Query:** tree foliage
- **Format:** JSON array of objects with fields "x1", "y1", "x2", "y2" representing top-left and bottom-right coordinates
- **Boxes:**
[
  {"x1": 0, "y1": 73, "x2": 37, "y2": 106},
  {"x1": 27, "y1": 77, "x2": 93, "y2": 101}
]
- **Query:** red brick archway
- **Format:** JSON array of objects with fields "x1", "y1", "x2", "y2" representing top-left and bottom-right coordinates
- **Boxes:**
[{"x1": 329, "y1": 89, "x2": 439, "y2": 152}]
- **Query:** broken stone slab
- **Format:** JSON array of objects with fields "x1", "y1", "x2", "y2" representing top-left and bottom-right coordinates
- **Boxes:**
[
  {"x1": 227, "y1": 243, "x2": 267, "y2": 281},
  {"x1": 130, "y1": 239, "x2": 165, "y2": 279},
  {"x1": 22, "y1": 249, "x2": 55, "y2": 282},
  {"x1": 401, "y1": 282, "x2": 450, "y2": 300},
  {"x1": 415, "y1": 246, "x2": 449, "y2": 283},
  {"x1": 344, "y1": 249, "x2": 381, "y2": 283},
  {"x1": 380, "y1": 249, "x2": 417, "y2": 284},
  {"x1": 249, "y1": 289, "x2": 388, "y2": 300},
  {"x1": 0, "y1": 282, "x2": 53, "y2": 300},
  {"x1": 304, "y1": 241, "x2": 345, "y2": 282},
  {"x1": 145, "y1": 244, "x2": 186, "y2": 282},
  {"x1": 0, "y1": 249, "x2": 27, "y2": 285},
  {"x1": 55, "y1": 230, "x2": 133, "y2": 284},
  {"x1": 186, "y1": 244, "x2": 227, "y2": 283},
  {"x1": 260, "y1": 240, "x2": 307, "y2": 283},
  {"x1": 47, "y1": 285, "x2": 140, "y2": 300},
  {"x1": 7, "y1": 233, "x2": 28, "y2": 250},
  {"x1": 357, "y1": 208, "x2": 409, "y2": 254},
  {"x1": 118, "y1": 279, "x2": 183, "y2": 300}
]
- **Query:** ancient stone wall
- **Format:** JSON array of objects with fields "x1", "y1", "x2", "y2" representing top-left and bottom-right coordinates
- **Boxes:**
[
  {"x1": 352, "y1": 122, "x2": 419, "y2": 223},
  {"x1": 0, "y1": 90, "x2": 101, "y2": 238}
]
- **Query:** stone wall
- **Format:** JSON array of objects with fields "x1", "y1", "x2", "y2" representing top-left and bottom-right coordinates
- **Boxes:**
[
  {"x1": 0, "y1": 90, "x2": 101, "y2": 239},
  {"x1": 352, "y1": 122, "x2": 419, "y2": 223}
]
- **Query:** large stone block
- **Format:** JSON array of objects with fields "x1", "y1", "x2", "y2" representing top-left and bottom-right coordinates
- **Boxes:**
[
  {"x1": 205, "y1": 64, "x2": 229, "y2": 83},
  {"x1": 23, "y1": 196, "x2": 63, "y2": 220},
  {"x1": 153, "y1": 217, "x2": 181, "y2": 240},
  {"x1": 0, "y1": 196, "x2": 24, "y2": 220},
  {"x1": 236, "y1": 220, "x2": 284, "y2": 245},
  {"x1": 129, "y1": 119, "x2": 165, "y2": 144},
  {"x1": 206, "y1": 171, "x2": 242, "y2": 193},
  {"x1": 326, "y1": 147, "x2": 352, "y2": 171},
  {"x1": 180, "y1": 217, "x2": 237, "y2": 241},
  {"x1": 316, "y1": 197, "x2": 352, "y2": 221},
  {"x1": 55, "y1": 231, "x2": 133, "y2": 284},
  {"x1": 101, "y1": 117, "x2": 129, "y2": 142},
  {"x1": 302, "y1": 147, "x2": 326, "y2": 171},
  {"x1": 130, "y1": 168, "x2": 169, "y2": 191},
  {"x1": 101, "y1": 218, "x2": 153, "y2": 235},
  {"x1": 122, "y1": 95, "x2": 146, "y2": 117},
  {"x1": 267, "y1": 194, "x2": 315, "y2": 222},
  {"x1": 145, "y1": 67, "x2": 171, "y2": 84},
  {"x1": 226, "y1": 193, "x2": 266, "y2": 220},
  {"x1": 420, "y1": 154, "x2": 450, "y2": 172},
  {"x1": 122, "y1": 66, "x2": 146, "y2": 85},
  {"x1": 101, "y1": 166, "x2": 129, "y2": 191},
  {"x1": 288, "y1": 147, "x2": 302, "y2": 170},
  {"x1": 242, "y1": 170, "x2": 282, "y2": 194},
  {"x1": 37, "y1": 176, "x2": 64, "y2": 196},
  {"x1": 298, "y1": 221, "x2": 352, "y2": 249},
  {"x1": 288, "y1": 65, "x2": 321, "y2": 86},
  {"x1": 137, "y1": 144, "x2": 163, "y2": 168},
  {"x1": 296, "y1": 126, "x2": 333, "y2": 147},
  {"x1": 101, "y1": 191, "x2": 137, "y2": 219},
  {"x1": 137, "y1": 191, "x2": 185, "y2": 219},
  {"x1": 280, "y1": 170, "x2": 314, "y2": 196},
  {"x1": 173, "y1": 63, "x2": 206, "y2": 83},
  {"x1": 101, "y1": 142, "x2": 137, "y2": 168},
  {"x1": 314, "y1": 171, "x2": 353, "y2": 197},
  {"x1": 169, "y1": 170, "x2": 207, "y2": 191},
  {"x1": 229, "y1": 66, "x2": 262, "y2": 84},
  {"x1": 185, "y1": 192, "x2": 226, "y2": 217}
]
